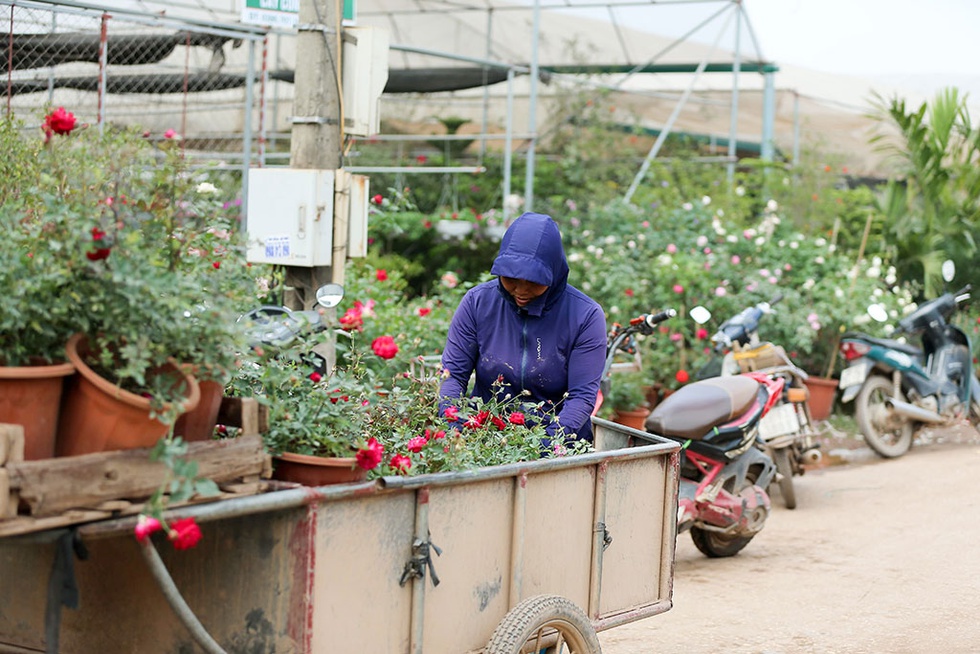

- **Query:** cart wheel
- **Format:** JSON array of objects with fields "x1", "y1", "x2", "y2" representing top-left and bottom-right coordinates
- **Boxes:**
[{"x1": 485, "y1": 594, "x2": 601, "y2": 654}]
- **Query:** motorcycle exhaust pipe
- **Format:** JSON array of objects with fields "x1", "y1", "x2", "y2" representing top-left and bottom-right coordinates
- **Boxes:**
[{"x1": 884, "y1": 398, "x2": 944, "y2": 424}]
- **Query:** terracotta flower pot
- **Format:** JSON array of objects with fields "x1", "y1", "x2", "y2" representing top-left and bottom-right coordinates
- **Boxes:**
[
  {"x1": 0, "y1": 360, "x2": 75, "y2": 460},
  {"x1": 56, "y1": 333, "x2": 201, "y2": 456},
  {"x1": 173, "y1": 378, "x2": 226, "y2": 442},
  {"x1": 272, "y1": 452, "x2": 369, "y2": 486},
  {"x1": 803, "y1": 376, "x2": 839, "y2": 422},
  {"x1": 612, "y1": 407, "x2": 651, "y2": 431}
]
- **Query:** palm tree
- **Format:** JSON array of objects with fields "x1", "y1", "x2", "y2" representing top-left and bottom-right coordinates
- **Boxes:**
[{"x1": 869, "y1": 88, "x2": 980, "y2": 296}]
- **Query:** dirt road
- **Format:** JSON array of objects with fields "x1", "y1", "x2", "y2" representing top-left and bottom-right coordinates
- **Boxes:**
[{"x1": 599, "y1": 427, "x2": 980, "y2": 654}]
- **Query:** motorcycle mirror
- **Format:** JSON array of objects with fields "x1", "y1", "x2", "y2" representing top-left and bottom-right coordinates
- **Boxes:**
[
  {"x1": 941, "y1": 260, "x2": 956, "y2": 283},
  {"x1": 867, "y1": 303, "x2": 889, "y2": 323},
  {"x1": 315, "y1": 283, "x2": 345, "y2": 309},
  {"x1": 689, "y1": 305, "x2": 712, "y2": 324}
]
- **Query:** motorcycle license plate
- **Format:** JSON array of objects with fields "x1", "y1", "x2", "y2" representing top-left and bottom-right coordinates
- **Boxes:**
[
  {"x1": 839, "y1": 361, "x2": 871, "y2": 390},
  {"x1": 759, "y1": 403, "x2": 801, "y2": 439}
]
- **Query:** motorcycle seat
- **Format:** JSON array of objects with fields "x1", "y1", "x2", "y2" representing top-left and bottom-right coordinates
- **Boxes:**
[
  {"x1": 645, "y1": 376, "x2": 760, "y2": 440},
  {"x1": 842, "y1": 332, "x2": 921, "y2": 356}
]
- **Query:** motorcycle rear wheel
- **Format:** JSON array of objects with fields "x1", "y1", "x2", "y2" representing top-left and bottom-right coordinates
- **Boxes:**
[
  {"x1": 690, "y1": 527, "x2": 753, "y2": 558},
  {"x1": 772, "y1": 447, "x2": 797, "y2": 510},
  {"x1": 855, "y1": 375, "x2": 914, "y2": 458}
]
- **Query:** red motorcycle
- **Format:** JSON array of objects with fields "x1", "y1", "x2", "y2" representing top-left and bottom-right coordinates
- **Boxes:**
[{"x1": 599, "y1": 311, "x2": 780, "y2": 558}]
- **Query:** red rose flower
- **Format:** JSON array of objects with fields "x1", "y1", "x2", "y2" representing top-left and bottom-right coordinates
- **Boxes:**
[
  {"x1": 376, "y1": 268, "x2": 388, "y2": 281},
  {"x1": 42, "y1": 107, "x2": 77, "y2": 139},
  {"x1": 407, "y1": 435, "x2": 428, "y2": 453},
  {"x1": 168, "y1": 517, "x2": 203, "y2": 550},
  {"x1": 675, "y1": 369, "x2": 690, "y2": 384},
  {"x1": 417, "y1": 307, "x2": 432, "y2": 317},
  {"x1": 339, "y1": 307, "x2": 364, "y2": 331},
  {"x1": 356, "y1": 437, "x2": 384, "y2": 470},
  {"x1": 624, "y1": 288, "x2": 634, "y2": 297},
  {"x1": 212, "y1": 261, "x2": 221, "y2": 270},
  {"x1": 390, "y1": 453, "x2": 412, "y2": 474},
  {"x1": 416, "y1": 155, "x2": 428, "y2": 164},
  {"x1": 372, "y1": 194, "x2": 383, "y2": 205},
  {"x1": 491, "y1": 415, "x2": 507, "y2": 431},
  {"x1": 696, "y1": 327, "x2": 709, "y2": 340},
  {"x1": 444, "y1": 406, "x2": 459, "y2": 422},
  {"x1": 309, "y1": 372, "x2": 322, "y2": 383},
  {"x1": 86, "y1": 248, "x2": 111, "y2": 261},
  {"x1": 508, "y1": 412, "x2": 526, "y2": 426},
  {"x1": 432, "y1": 430, "x2": 446, "y2": 439},
  {"x1": 371, "y1": 335, "x2": 399, "y2": 359}
]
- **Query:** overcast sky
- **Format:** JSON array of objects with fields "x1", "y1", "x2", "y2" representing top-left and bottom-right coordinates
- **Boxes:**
[{"x1": 741, "y1": 0, "x2": 980, "y2": 97}]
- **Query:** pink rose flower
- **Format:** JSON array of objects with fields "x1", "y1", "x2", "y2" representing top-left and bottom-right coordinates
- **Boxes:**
[{"x1": 134, "y1": 516, "x2": 163, "y2": 543}]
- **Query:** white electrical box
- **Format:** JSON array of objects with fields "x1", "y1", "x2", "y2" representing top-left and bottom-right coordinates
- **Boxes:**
[
  {"x1": 342, "y1": 26, "x2": 389, "y2": 137},
  {"x1": 246, "y1": 168, "x2": 334, "y2": 267}
]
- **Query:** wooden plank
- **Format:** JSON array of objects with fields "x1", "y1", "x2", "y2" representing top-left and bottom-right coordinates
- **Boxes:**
[
  {"x1": 216, "y1": 397, "x2": 268, "y2": 436},
  {"x1": 7, "y1": 434, "x2": 271, "y2": 517},
  {"x1": 0, "y1": 469, "x2": 14, "y2": 519},
  {"x1": 0, "y1": 479, "x2": 272, "y2": 538},
  {"x1": 0, "y1": 424, "x2": 25, "y2": 465}
]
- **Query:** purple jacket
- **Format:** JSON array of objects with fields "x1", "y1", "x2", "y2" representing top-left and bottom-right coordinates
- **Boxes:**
[{"x1": 439, "y1": 212, "x2": 606, "y2": 440}]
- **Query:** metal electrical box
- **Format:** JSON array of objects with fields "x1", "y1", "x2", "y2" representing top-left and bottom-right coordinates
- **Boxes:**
[
  {"x1": 246, "y1": 168, "x2": 334, "y2": 267},
  {"x1": 342, "y1": 26, "x2": 389, "y2": 137}
]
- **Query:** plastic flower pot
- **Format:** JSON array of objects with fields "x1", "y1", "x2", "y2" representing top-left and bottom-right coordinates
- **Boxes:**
[
  {"x1": 56, "y1": 333, "x2": 201, "y2": 456},
  {"x1": 0, "y1": 359, "x2": 75, "y2": 460}
]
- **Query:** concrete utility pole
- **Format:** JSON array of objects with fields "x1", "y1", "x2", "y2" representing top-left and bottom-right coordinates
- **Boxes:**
[{"x1": 286, "y1": 0, "x2": 344, "y2": 310}]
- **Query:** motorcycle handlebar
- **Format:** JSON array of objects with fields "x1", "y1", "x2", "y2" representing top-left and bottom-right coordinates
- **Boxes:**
[
  {"x1": 954, "y1": 284, "x2": 972, "y2": 301},
  {"x1": 624, "y1": 308, "x2": 677, "y2": 336}
]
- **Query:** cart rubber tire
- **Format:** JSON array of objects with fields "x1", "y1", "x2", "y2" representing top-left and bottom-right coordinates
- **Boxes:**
[
  {"x1": 772, "y1": 447, "x2": 797, "y2": 510},
  {"x1": 485, "y1": 594, "x2": 601, "y2": 654},
  {"x1": 855, "y1": 375, "x2": 914, "y2": 458},
  {"x1": 690, "y1": 526, "x2": 753, "y2": 558}
]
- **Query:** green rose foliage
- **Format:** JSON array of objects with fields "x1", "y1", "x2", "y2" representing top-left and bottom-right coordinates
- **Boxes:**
[
  {"x1": 563, "y1": 195, "x2": 914, "y2": 387},
  {"x1": 0, "y1": 113, "x2": 262, "y2": 408}
]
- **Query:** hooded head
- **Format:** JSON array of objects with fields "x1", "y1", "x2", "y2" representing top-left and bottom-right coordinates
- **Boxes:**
[{"x1": 490, "y1": 212, "x2": 569, "y2": 313}]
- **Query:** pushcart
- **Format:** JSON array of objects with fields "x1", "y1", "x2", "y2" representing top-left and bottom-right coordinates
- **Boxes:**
[{"x1": 0, "y1": 417, "x2": 679, "y2": 653}]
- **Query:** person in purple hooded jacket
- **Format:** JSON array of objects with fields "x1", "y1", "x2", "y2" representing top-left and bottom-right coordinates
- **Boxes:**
[{"x1": 439, "y1": 212, "x2": 607, "y2": 443}]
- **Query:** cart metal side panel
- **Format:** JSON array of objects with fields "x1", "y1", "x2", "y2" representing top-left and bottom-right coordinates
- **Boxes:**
[
  {"x1": 0, "y1": 507, "x2": 310, "y2": 653},
  {"x1": 421, "y1": 477, "x2": 516, "y2": 653},
  {"x1": 517, "y1": 465, "x2": 594, "y2": 604},
  {"x1": 311, "y1": 491, "x2": 415, "y2": 654},
  {"x1": 596, "y1": 454, "x2": 674, "y2": 617}
]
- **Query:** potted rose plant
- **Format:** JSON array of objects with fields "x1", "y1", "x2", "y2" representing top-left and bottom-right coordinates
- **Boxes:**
[{"x1": 0, "y1": 109, "x2": 256, "y2": 457}]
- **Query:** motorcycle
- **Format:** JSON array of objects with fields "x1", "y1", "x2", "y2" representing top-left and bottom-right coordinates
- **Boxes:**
[
  {"x1": 598, "y1": 309, "x2": 779, "y2": 558},
  {"x1": 697, "y1": 297, "x2": 821, "y2": 510},
  {"x1": 838, "y1": 264, "x2": 980, "y2": 458},
  {"x1": 238, "y1": 283, "x2": 346, "y2": 375}
]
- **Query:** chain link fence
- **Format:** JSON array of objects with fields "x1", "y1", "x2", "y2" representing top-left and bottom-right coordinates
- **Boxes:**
[{"x1": 2, "y1": 0, "x2": 271, "y2": 194}]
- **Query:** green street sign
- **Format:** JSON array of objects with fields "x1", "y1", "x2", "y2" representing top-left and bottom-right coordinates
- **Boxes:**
[{"x1": 241, "y1": 0, "x2": 355, "y2": 27}]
